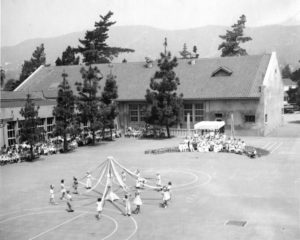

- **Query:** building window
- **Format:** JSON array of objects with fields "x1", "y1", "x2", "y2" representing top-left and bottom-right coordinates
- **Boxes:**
[
  {"x1": 245, "y1": 115, "x2": 255, "y2": 123},
  {"x1": 129, "y1": 104, "x2": 146, "y2": 122},
  {"x1": 184, "y1": 104, "x2": 193, "y2": 122},
  {"x1": 47, "y1": 117, "x2": 54, "y2": 133},
  {"x1": 38, "y1": 118, "x2": 45, "y2": 131},
  {"x1": 265, "y1": 114, "x2": 268, "y2": 123},
  {"x1": 215, "y1": 113, "x2": 223, "y2": 121},
  {"x1": 139, "y1": 104, "x2": 146, "y2": 122},
  {"x1": 7, "y1": 121, "x2": 16, "y2": 146},
  {"x1": 129, "y1": 104, "x2": 138, "y2": 122},
  {"x1": 195, "y1": 103, "x2": 204, "y2": 122}
]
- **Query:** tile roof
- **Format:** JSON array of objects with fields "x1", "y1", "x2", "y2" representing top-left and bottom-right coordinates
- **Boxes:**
[
  {"x1": 15, "y1": 54, "x2": 271, "y2": 101},
  {"x1": 0, "y1": 91, "x2": 55, "y2": 108}
]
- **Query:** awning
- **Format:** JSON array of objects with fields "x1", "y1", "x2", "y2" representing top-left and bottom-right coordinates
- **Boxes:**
[{"x1": 194, "y1": 121, "x2": 225, "y2": 130}]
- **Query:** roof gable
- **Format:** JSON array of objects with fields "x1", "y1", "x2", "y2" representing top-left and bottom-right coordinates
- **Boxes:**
[{"x1": 211, "y1": 66, "x2": 233, "y2": 77}]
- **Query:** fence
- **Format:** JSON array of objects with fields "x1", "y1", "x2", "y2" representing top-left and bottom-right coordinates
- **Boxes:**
[{"x1": 168, "y1": 128, "x2": 197, "y2": 137}]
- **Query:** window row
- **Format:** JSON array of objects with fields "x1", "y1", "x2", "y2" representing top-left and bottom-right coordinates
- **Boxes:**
[
  {"x1": 184, "y1": 103, "x2": 204, "y2": 122},
  {"x1": 129, "y1": 104, "x2": 146, "y2": 122},
  {"x1": 6, "y1": 118, "x2": 54, "y2": 146}
]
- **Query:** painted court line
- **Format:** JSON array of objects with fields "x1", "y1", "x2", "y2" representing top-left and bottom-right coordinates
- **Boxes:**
[
  {"x1": 270, "y1": 142, "x2": 283, "y2": 153},
  {"x1": 0, "y1": 210, "x2": 62, "y2": 224},
  {"x1": 262, "y1": 142, "x2": 272, "y2": 149},
  {"x1": 28, "y1": 213, "x2": 86, "y2": 240},
  {"x1": 266, "y1": 142, "x2": 278, "y2": 151},
  {"x1": 101, "y1": 214, "x2": 118, "y2": 240},
  {"x1": 126, "y1": 216, "x2": 138, "y2": 240},
  {"x1": 0, "y1": 207, "x2": 137, "y2": 240}
]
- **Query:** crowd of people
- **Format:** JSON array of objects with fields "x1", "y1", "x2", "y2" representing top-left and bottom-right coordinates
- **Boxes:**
[
  {"x1": 0, "y1": 128, "x2": 123, "y2": 166},
  {"x1": 178, "y1": 131, "x2": 253, "y2": 156}
]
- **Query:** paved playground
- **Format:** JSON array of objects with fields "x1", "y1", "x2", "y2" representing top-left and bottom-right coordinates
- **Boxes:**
[{"x1": 0, "y1": 114, "x2": 300, "y2": 240}]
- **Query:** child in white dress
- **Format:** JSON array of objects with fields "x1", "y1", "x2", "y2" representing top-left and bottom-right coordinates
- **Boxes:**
[
  {"x1": 65, "y1": 190, "x2": 74, "y2": 212},
  {"x1": 95, "y1": 198, "x2": 102, "y2": 220},
  {"x1": 162, "y1": 186, "x2": 171, "y2": 208},
  {"x1": 124, "y1": 194, "x2": 131, "y2": 216},
  {"x1": 49, "y1": 184, "x2": 56, "y2": 204},
  {"x1": 60, "y1": 179, "x2": 66, "y2": 200},
  {"x1": 133, "y1": 191, "x2": 142, "y2": 214},
  {"x1": 86, "y1": 172, "x2": 92, "y2": 189}
]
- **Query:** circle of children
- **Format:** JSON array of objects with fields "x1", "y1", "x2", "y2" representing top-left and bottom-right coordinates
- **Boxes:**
[
  {"x1": 49, "y1": 159, "x2": 172, "y2": 220},
  {"x1": 178, "y1": 132, "x2": 257, "y2": 158}
]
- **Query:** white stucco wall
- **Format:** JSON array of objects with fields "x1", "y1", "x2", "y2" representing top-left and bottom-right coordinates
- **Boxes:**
[{"x1": 260, "y1": 52, "x2": 284, "y2": 136}]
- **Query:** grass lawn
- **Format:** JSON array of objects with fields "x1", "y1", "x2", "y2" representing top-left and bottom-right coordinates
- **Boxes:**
[{"x1": 1, "y1": 116, "x2": 300, "y2": 240}]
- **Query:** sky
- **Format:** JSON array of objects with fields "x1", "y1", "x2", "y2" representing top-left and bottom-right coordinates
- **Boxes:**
[{"x1": 1, "y1": 0, "x2": 300, "y2": 47}]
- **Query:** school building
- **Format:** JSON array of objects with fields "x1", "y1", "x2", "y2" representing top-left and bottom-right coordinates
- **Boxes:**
[{"x1": 0, "y1": 52, "x2": 284, "y2": 147}]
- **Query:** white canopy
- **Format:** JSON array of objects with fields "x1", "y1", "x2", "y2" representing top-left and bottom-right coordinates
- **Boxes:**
[{"x1": 194, "y1": 121, "x2": 225, "y2": 130}]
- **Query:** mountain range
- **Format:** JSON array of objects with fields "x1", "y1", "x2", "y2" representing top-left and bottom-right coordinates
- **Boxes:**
[{"x1": 1, "y1": 24, "x2": 300, "y2": 80}]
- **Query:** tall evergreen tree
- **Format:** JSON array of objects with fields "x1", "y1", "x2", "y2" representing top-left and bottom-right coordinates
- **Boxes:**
[
  {"x1": 19, "y1": 94, "x2": 43, "y2": 160},
  {"x1": 193, "y1": 45, "x2": 199, "y2": 58},
  {"x1": 100, "y1": 72, "x2": 118, "y2": 139},
  {"x1": 17, "y1": 44, "x2": 46, "y2": 88},
  {"x1": 282, "y1": 64, "x2": 292, "y2": 79},
  {"x1": 75, "y1": 66, "x2": 103, "y2": 144},
  {"x1": 55, "y1": 46, "x2": 79, "y2": 66},
  {"x1": 145, "y1": 50, "x2": 183, "y2": 138},
  {"x1": 77, "y1": 11, "x2": 134, "y2": 65},
  {"x1": 179, "y1": 43, "x2": 191, "y2": 59},
  {"x1": 3, "y1": 79, "x2": 17, "y2": 91},
  {"x1": 218, "y1": 15, "x2": 252, "y2": 57},
  {"x1": 53, "y1": 71, "x2": 76, "y2": 152},
  {"x1": 291, "y1": 65, "x2": 300, "y2": 108},
  {"x1": 1, "y1": 68, "x2": 5, "y2": 88}
]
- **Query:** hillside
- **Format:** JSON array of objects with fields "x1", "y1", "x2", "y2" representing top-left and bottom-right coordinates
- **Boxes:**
[{"x1": 2, "y1": 24, "x2": 300, "y2": 80}]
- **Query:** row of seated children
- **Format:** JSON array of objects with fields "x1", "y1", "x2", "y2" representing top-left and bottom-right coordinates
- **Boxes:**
[
  {"x1": 178, "y1": 133, "x2": 246, "y2": 154},
  {"x1": 0, "y1": 144, "x2": 39, "y2": 165}
]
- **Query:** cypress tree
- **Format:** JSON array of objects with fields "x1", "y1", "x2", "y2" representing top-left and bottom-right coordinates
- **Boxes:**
[
  {"x1": 100, "y1": 71, "x2": 118, "y2": 140},
  {"x1": 19, "y1": 94, "x2": 43, "y2": 160},
  {"x1": 75, "y1": 66, "x2": 103, "y2": 144},
  {"x1": 145, "y1": 48, "x2": 183, "y2": 138},
  {"x1": 53, "y1": 71, "x2": 76, "y2": 152}
]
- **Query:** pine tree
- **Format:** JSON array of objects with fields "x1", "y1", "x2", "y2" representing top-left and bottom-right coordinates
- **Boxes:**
[
  {"x1": 3, "y1": 79, "x2": 17, "y2": 91},
  {"x1": 55, "y1": 57, "x2": 63, "y2": 66},
  {"x1": 100, "y1": 72, "x2": 118, "y2": 140},
  {"x1": 282, "y1": 64, "x2": 292, "y2": 79},
  {"x1": 75, "y1": 66, "x2": 103, "y2": 144},
  {"x1": 291, "y1": 66, "x2": 300, "y2": 108},
  {"x1": 1, "y1": 68, "x2": 5, "y2": 88},
  {"x1": 19, "y1": 94, "x2": 43, "y2": 160},
  {"x1": 56, "y1": 46, "x2": 79, "y2": 66},
  {"x1": 179, "y1": 43, "x2": 191, "y2": 59},
  {"x1": 17, "y1": 44, "x2": 46, "y2": 88},
  {"x1": 193, "y1": 45, "x2": 199, "y2": 58},
  {"x1": 77, "y1": 11, "x2": 134, "y2": 65},
  {"x1": 145, "y1": 50, "x2": 183, "y2": 138},
  {"x1": 218, "y1": 15, "x2": 252, "y2": 57},
  {"x1": 53, "y1": 71, "x2": 76, "y2": 152}
]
